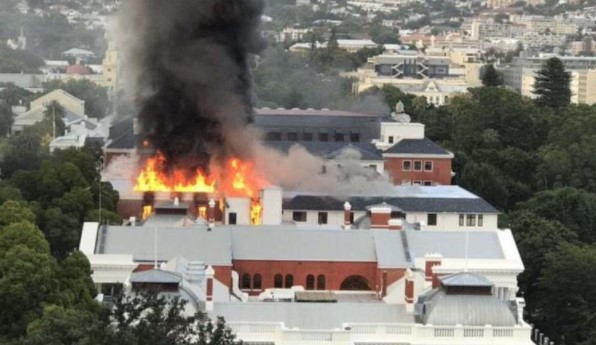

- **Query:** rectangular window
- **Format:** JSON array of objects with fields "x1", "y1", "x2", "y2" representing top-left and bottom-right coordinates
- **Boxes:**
[
  {"x1": 319, "y1": 132, "x2": 329, "y2": 142},
  {"x1": 334, "y1": 131, "x2": 344, "y2": 142},
  {"x1": 318, "y1": 212, "x2": 328, "y2": 225},
  {"x1": 349, "y1": 132, "x2": 360, "y2": 142},
  {"x1": 424, "y1": 161, "x2": 433, "y2": 171},
  {"x1": 292, "y1": 211, "x2": 307, "y2": 222},
  {"x1": 413, "y1": 180, "x2": 421, "y2": 185},
  {"x1": 424, "y1": 180, "x2": 432, "y2": 186},
  {"x1": 303, "y1": 132, "x2": 313, "y2": 141},
  {"x1": 414, "y1": 161, "x2": 422, "y2": 171},
  {"x1": 388, "y1": 136, "x2": 394, "y2": 144},
  {"x1": 403, "y1": 160, "x2": 412, "y2": 171},
  {"x1": 287, "y1": 131, "x2": 298, "y2": 141},
  {"x1": 478, "y1": 214, "x2": 483, "y2": 227},
  {"x1": 349, "y1": 212, "x2": 354, "y2": 224},
  {"x1": 459, "y1": 214, "x2": 464, "y2": 226},
  {"x1": 466, "y1": 214, "x2": 476, "y2": 227},
  {"x1": 228, "y1": 212, "x2": 237, "y2": 225},
  {"x1": 427, "y1": 213, "x2": 437, "y2": 226},
  {"x1": 265, "y1": 131, "x2": 281, "y2": 141}
]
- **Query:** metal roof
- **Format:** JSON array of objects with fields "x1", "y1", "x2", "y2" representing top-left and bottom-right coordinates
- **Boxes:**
[
  {"x1": 421, "y1": 290, "x2": 516, "y2": 326},
  {"x1": 406, "y1": 231, "x2": 505, "y2": 260},
  {"x1": 255, "y1": 108, "x2": 379, "y2": 117},
  {"x1": 283, "y1": 195, "x2": 500, "y2": 213},
  {"x1": 384, "y1": 138, "x2": 450, "y2": 155},
  {"x1": 265, "y1": 141, "x2": 383, "y2": 161},
  {"x1": 372, "y1": 231, "x2": 411, "y2": 268},
  {"x1": 230, "y1": 227, "x2": 377, "y2": 262},
  {"x1": 440, "y1": 272, "x2": 493, "y2": 287},
  {"x1": 130, "y1": 269, "x2": 182, "y2": 284},
  {"x1": 212, "y1": 302, "x2": 414, "y2": 330},
  {"x1": 96, "y1": 226, "x2": 233, "y2": 265}
]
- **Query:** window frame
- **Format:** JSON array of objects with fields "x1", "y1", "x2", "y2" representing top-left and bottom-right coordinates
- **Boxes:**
[
  {"x1": 285, "y1": 274, "x2": 294, "y2": 288},
  {"x1": 424, "y1": 160, "x2": 433, "y2": 172},
  {"x1": 478, "y1": 214, "x2": 483, "y2": 227},
  {"x1": 403, "y1": 160, "x2": 412, "y2": 171},
  {"x1": 427, "y1": 213, "x2": 437, "y2": 226},
  {"x1": 274, "y1": 274, "x2": 283, "y2": 288},
  {"x1": 306, "y1": 274, "x2": 315, "y2": 290},
  {"x1": 318, "y1": 212, "x2": 328, "y2": 225},
  {"x1": 459, "y1": 214, "x2": 465, "y2": 226},
  {"x1": 466, "y1": 214, "x2": 476, "y2": 227},
  {"x1": 241, "y1": 273, "x2": 251, "y2": 290},
  {"x1": 292, "y1": 211, "x2": 307, "y2": 222},
  {"x1": 413, "y1": 160, "x2": 422, "y2": 171},
  {"x1": 317, "y1": 275, "x2": 326, "y2": 290},
  {"x1": 253, "y1": 274, "x2": 262, "y2": 290}
]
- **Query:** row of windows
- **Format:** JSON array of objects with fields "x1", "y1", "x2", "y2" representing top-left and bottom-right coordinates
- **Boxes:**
[
  {"x1": 402, "y1": 180, "x2": 433, "y2": 186},
  {"x1": 459, "y1": 214, "x2": 484, "y2": 227},
  {"x1": 292, "y1": 211, "x2": 355, "y2": 224},
  {"x1": 403, "y1": 160, "x2": 433, "y2": 172},
  {"x1": 241, "y1": 274, "x2": 326, "y2": 290},
  {"x1": 265, "y1": 131, "x2": 360, "y2": 143}
]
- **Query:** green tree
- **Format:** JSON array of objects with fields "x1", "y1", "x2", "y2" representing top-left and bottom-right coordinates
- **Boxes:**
[
  {"x1": 55, "y1": 251, "x2": 97, "y2": 309},
  {"x1": 481, "y1": 64, "x2": 502, "y2": 86},
  {"x1": 0, "y1": 83, "x2": 33, "y2": 107},
  {"x1": 40, "y1": 208, "x2": 80, "y2": 258},
  {"x1": 0, "y1": 221, "x2": 57, "y2": 337},
  {"x1": 24, "y1": 305, "x2": 107, "y2": 345},
  {"x1": 42, "y1": 101, "x2": 66, "y2": 138},
  {"x1": 517, "y1": 187, "x2": 596, "y2": 243},
  {"x1": 533, "y1": 57, "x2": 572, "y2": 108},
  {"x1": 0, "y1": 103, "x2": 14, "y2": 137},
  {"x1": 0, "y1": 200, "x2": 36, "y2": 227},
  {"x1": 534, "y1": 244, "x2": 596, "y2": 344}
]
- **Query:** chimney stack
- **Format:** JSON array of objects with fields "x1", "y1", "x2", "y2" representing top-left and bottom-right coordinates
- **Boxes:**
[
  {"x1": 405, "y1": 269, "x2": 415, "y2": 313},
  {"x1": 369, "y1": 203, "x2": 392, "y2": 229},
  {"x1": 388, "y1": 218, "x2": 403, "y2": 230},
  {"x1": 424, "y1": 253, "x2": 442, "y2": 285},
  {"x1": 206, "y1": 265, "x2": 215, "y2": 311},
  {"x1": 343, "y1": 202, "x2": 352, "y2": 230},
  {"x1": 208, "y1": 199, "x2": 216, "y2": 228}
]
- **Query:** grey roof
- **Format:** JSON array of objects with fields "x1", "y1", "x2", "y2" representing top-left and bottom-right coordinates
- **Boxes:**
[
  {"x1": 440, "y1": 272, "x2": 493, "y2": 287},
  {"x1": 421, "y1": 290, "x2": 516, "y2": 326},
  {"x1": 283, "y1": 195, "x2": 500, "y2": 213},
  {"x1": 265, "y1": 141, "x2": 383, "y2": 161},
  {"x1": 406, "y1": 231, "x2": 505, "y2": 260},
  {"x1": 96, "y1": 226, "x2": 233, "y2": 265},
  {"x1": 372, "y1": 231, "x2": 411, "y2": 268},
  {"x1": 230, "y1": 227, "x2": 377, "y2": 262},
  {"x1": 212, "y1": 302, "x2": 414, "y2": 330},
  {"x1": 255, "y1": 108, "x2": 380, "y2": 117},
  {"x1": 130, "y1": 269, "x2": 182, "y2": 284},
  {"x1": 384, "y1": 138, "x2": 450, "y2": 155}
]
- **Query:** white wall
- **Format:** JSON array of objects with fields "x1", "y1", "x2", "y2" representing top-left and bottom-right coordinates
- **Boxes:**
[
  {"x1": 282, "y1": 210, "x2": 367, "y2": 226},
  {"x1": 226, "y1": 197, "x2": 251, "y2": 225},
  {"x1": 261, "y1": 186, "x2": 283, "y2": 225},
  {"x1": 406, "y1": 212, "x2": 498, "y2": 230},
  {"x1": 380, "y1": 122, "x2": 425, "y2": 146}
]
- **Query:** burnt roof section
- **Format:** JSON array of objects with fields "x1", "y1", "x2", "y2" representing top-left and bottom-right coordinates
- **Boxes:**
[
  {"x1": 256, "y1": 108, "x2": 380, "y2": 117},
  {"x1": 265, "y1": 141, "x2": 383, "y2": 161},
  {"x1": 284, "y1": 195, "x2": 499, "y2": 213},
  {"x1": 106, "y1": 117, "x2": 136, "y2": 150},
  {"x1": 384, "y1": 137, "x2": 450, "y2": 155}
]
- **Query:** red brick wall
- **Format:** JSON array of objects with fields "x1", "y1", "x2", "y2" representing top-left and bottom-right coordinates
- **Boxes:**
[
  {"x1": 213, "y1": 266, "x2": 232, "y2": 289},
  {"x1": 378, "y1": 268, "x2": 406, "y2": 296},
  {"x1": 371, "y1": 212, "x2": 391, "y2": 228},
  {"x1": 384, "y1": 157, "x2": 452, "y2": 185},
  {"x1": 232, "y1": 260, "x2": 378, "y2": 292}
]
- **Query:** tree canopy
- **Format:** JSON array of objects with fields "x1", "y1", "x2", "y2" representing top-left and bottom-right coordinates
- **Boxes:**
[{"x1": 533, "y1": 57, "x2": 572, "y2": 109}]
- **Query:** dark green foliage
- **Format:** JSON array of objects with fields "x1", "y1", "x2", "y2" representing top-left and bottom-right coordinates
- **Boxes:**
[
  {"x1": 481, "y1": 64, "x2": 502, "y2": 87},
  {"x1": 533, "y1": 57, "x2": 572, "y2": 109},
  {"x1": 0, "y1": 103, "x2": 14, "y2": 137},
  {"x1": 0, "y1": 46, "x2": 44, "y2": 73},
  {"x1": 0, "y1": 83, "x2": 33, "y2": 107}
]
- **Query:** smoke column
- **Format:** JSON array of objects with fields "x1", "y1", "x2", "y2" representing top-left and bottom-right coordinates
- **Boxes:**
[{"x1": 117, "y1": 0, "x2": 265, "y2": 173}]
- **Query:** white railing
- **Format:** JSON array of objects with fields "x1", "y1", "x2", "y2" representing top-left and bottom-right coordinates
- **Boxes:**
[{"x1": 228, "y1": 321, "x2": 532, "y2": 345}]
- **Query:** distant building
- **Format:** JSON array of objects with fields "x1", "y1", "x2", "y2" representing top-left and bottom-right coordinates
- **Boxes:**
[{"x1": 502, "y1": 55, "x2": 596, "y2": 104}]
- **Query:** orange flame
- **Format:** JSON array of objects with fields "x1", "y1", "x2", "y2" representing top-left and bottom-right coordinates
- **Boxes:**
[
  {"x1": 250, "y1": 198, "x2": 262, "y2": 225},
  {"x1": 134, "y1": 152, "x2": 263, "y2": 198}
]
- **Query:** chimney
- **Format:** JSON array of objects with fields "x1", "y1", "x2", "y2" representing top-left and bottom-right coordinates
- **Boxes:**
[
  {"x1": 173, "y1": 196, "x2": 180, "y2": 206},
  {"x1": 424, "y1": 253, "x2": 442, "y2": 284},
  {"x1": 343, "y1": 202, "x2": 352, "y2": 230},
  {"x1": 388, "y1": 218, "x2": 403, "y2": 230},
  {"x1": 381, "y1": 271, "x2": 388, "y2": 297},
  {"x1": 369, "y1": 203, "x2": 392, "y2": 229},
  {"x1": 205, "y1": 265, "x2": 215, "y2": 311},
  {"x1": 404, "y1": 269, "x2": 415, "y2": 313},
  {"x1": 208, "y1": 199, "x2": 216, "y2": 228}
]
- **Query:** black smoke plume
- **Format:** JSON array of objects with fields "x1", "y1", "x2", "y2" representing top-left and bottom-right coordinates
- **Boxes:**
[{"x1": 117, "y1": 0, "x2": 266, "y2": 173}]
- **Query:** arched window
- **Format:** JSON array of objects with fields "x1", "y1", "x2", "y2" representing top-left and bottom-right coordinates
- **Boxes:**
[
  {"x1": 253, "y1": 274, "x2": 262, "y2": 290},
  {"x1": 306, "y1": 274, "x2": 315, "y2": 290},
  {"x1": 340, "y1": 275, "x2": 371, "y2": 291},
  {"x1": 241, "y1": 273, "x2": 251, "y2": 289},
  {"x1": 285, "y1": 274, "x2": 294, "y2": 288},
  {"x1": 274, "y1": 274, "x2": 283, "y2": 288},
  {"x1": 317, "y1": 274, "x2": 326, "y2": 290}
]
